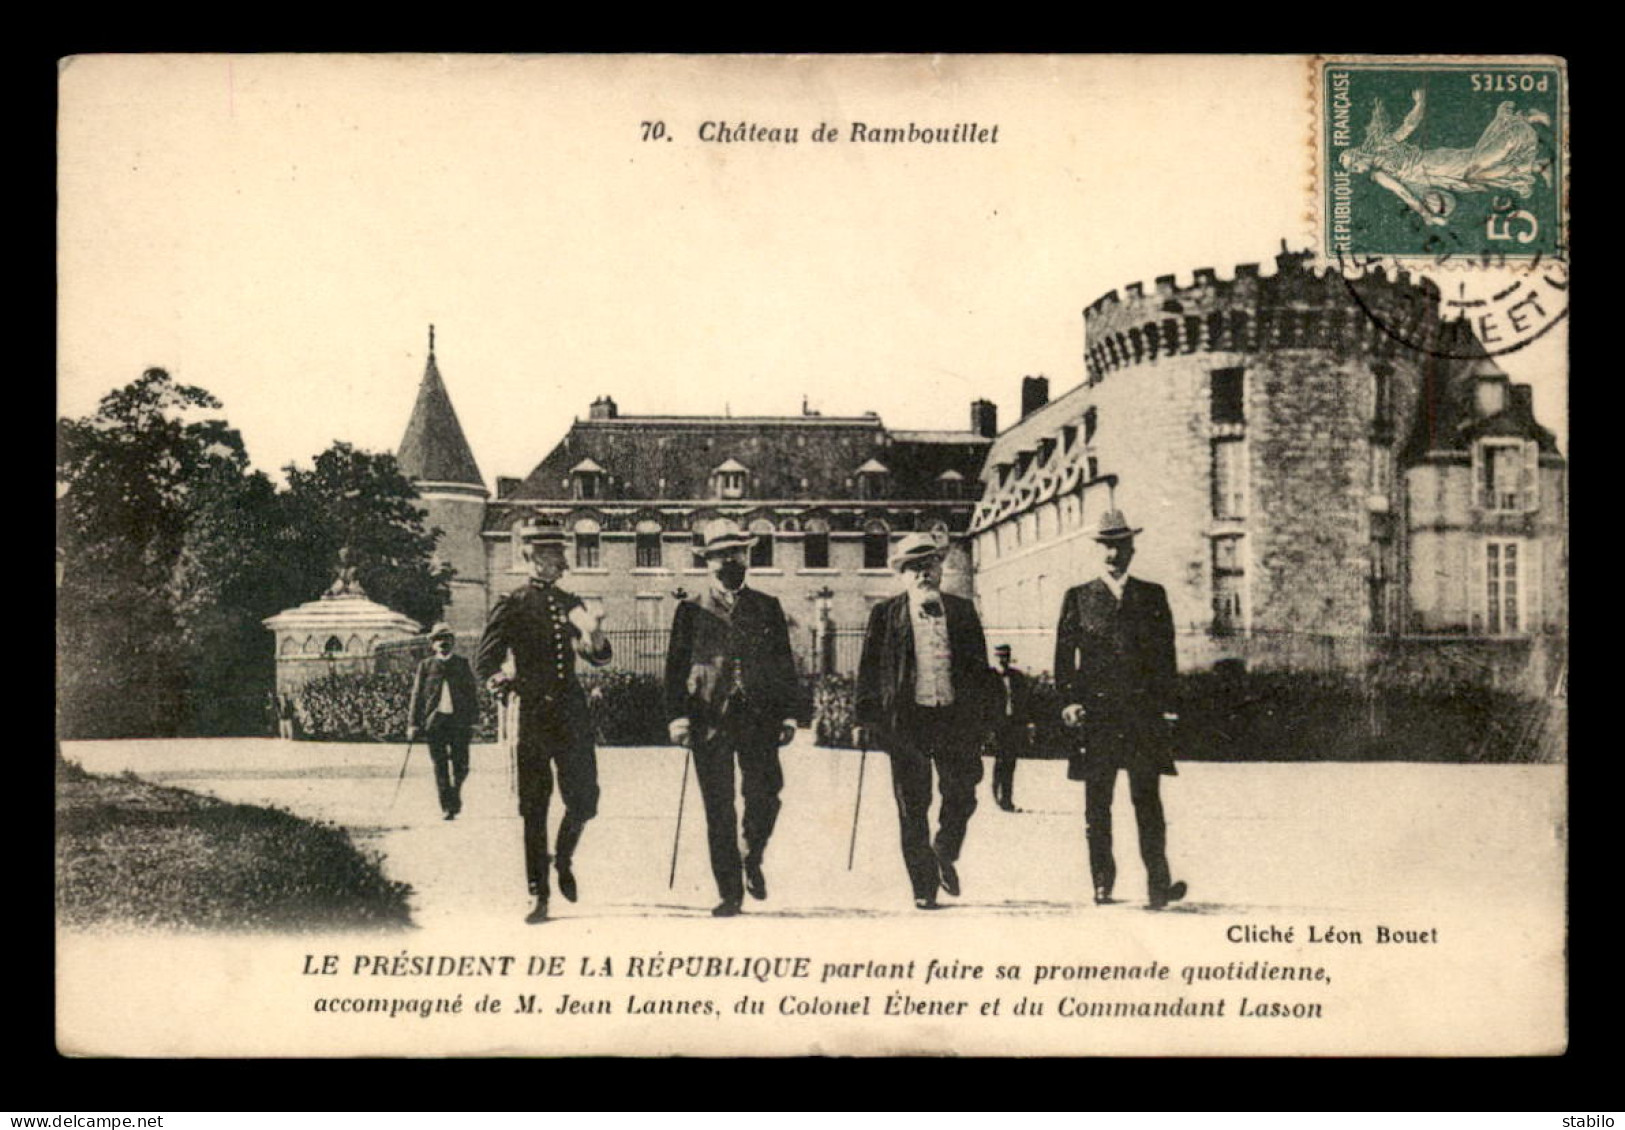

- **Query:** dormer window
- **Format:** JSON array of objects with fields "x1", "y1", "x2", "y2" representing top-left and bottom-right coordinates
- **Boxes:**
[
  {"x1": 570, "y1": 458, "x2": 605, "y2": 500},
  {"x1": 711, "y1": 458, "x2": 750, "y2": 500},
  {"x1": 937, "y1": 469, "x2": 965, "y2": 499},
  {"x1": 855, "y1": 458, "x2": 890, "y2": 500},
  {"x1": 1474, "y1": 377, "x2": 1508, "y2": 418}
]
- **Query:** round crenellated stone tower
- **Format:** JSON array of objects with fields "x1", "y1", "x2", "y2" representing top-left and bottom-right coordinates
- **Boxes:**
[{"x1": 1079, "y1": 249, "x2": 1443, "y2": 648}]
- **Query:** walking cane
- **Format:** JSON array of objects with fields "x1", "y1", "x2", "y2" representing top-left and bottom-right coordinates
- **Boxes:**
[
  {"x1": 387, "y1": 736, "x2": 417, "y2": 812},
  {"x1": 846, "y1": 731, "x2": 868, "y2": 871},
  {"x1": 667, "y1": 745, "x2": 694, "y2": 889}
]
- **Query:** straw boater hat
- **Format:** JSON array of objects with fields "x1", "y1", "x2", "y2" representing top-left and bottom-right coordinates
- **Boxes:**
[
  {"x1": 696, "y1": 517, "x2": 757, "y2": 557},
  {"x1": 888, "y1": 532, "x2": 948, "y2": 572},
  {"x1": 1091, "y1": 508, "x2": 1143, "y2": 542},
  {"x1": 429, "y1": 622, "x2": 455, "y2": 641}
]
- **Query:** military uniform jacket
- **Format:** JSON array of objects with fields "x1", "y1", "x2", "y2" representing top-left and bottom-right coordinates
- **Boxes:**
[
  {"x1": 664, "y1": 586, "x2": 799, "y2": 731},
  {"x1": 855, "y1": 591, "x2": 997, "y2": 740},
  {"x1": 1053, "y1": 576, "x2": 1178, "y2": 776},
  {"x1": 407, "y1": 653, "x2": 480, "y2": 732},
  {"x1": 475, "y1": 581, "x2": 604, "y2": 699}
]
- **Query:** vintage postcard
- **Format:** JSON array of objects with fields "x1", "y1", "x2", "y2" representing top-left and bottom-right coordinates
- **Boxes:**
[{"x1": 56, "y1": 54, "x2": 1567, "y2": 1057}]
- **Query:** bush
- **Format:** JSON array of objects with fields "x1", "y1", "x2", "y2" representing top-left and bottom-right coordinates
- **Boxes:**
[
  {"x1": 582, "y1": 670, "x2": 668, "y2": 746},
  {"x1": 804, "y1": 664, "x2": 1560, "y2": 763}
]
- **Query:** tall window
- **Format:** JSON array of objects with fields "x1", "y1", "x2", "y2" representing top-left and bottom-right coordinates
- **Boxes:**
[
  {"x1": 1212, "y1": 437, "x2": 1247, "y2": 518},
  {"x1": 1211, "y1": 368, "x2": 1245, "y2": 425},
  {"x1": 635, "y1": 520, "x2": 663, "y2": 569},
  {"x1": 803, "y1": 518, "x2": 831, "y2": 569},
  {"x1": 574, "y1": 519, "x2": 601, "y2": 569},
  {"x1": 1212, "y1": 535, "x2": 1245, "y2": 634},
  {"x1": 1485, "y1": 539, "x2": 1521, "y2": 635},
  {"x1": 749, "y1": 519, "x2": 774, "y2": 568},
  {"x1": 1477, "y1": 440, "x2": 1533, "y2": 511},
  {"x1": 1372, "y1": 363, "x2": 1394, "y2": 428},
  {"x1": 863, "y1": 521, "x2": 889, "y2": 570},
  {"x1": 690, "y1": 530, "x2": 706, "y2": 569}
]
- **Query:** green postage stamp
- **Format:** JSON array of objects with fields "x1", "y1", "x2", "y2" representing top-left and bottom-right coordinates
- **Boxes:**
[{"x1": 1322, "y1": 57, "x2": 1566, "y2": 260}]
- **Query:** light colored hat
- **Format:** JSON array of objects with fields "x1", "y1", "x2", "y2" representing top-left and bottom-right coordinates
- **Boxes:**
[
  {"x1": 888, "y1": 532, "x2": 947, "y2": 572},
  {"x1": 1092, "y1": 508, "x2": 1143, "y2": 542},
  {"x1": 697, "y1": 517, "x2": 757, "y2": 557},
  {"x1": 429, "y1": 622, "x2": 455, "y2": 641}
]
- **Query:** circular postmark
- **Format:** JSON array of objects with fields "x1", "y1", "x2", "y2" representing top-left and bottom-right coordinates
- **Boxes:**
[{"x1": 1330, "y1": 242, "x2": 1567, "y2": 361}]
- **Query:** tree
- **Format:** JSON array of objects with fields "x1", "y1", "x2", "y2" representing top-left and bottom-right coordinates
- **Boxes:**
[
  {"x1": 277, "y1": 442, "x2": 451, "y2": 630},
  {"x1": 58, "y1": 372, "x2": 451, "y2": 739},
  {"x1": 57, "y1": 369, "x2": 261, "y2": 737}
]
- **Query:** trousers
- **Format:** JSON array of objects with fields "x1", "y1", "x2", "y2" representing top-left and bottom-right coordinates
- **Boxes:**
[
  {"x1": 692, "y1": 715, "x2": 784, "y2": 903},
  {"x1": 425, "y1": 714, "x2": 471, "y2": 816},
  {"x1": 885, "y1": 703, "x2": 983, "y2": 901},
  {"x1": 1083, "y1": 764, "x2": 1170, "y2": 899},
  {"x1": 516, "y1": 688, "x2": 600, "y2": 898},
  {"x1": 991, "y1": 719, "x2": 1026, "y2": 807}
]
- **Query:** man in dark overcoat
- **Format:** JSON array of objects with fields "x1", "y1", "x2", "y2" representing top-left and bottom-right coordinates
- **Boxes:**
[
  {"x1": 407, "y1": 622, "x2": 480, "y2": 820},
  {"x1": 1054, "y1": 508, "x2": 1187, "y2": 909},
  {"x1": 664, "y1": 518, "x2": 799, "y2": 917},
  {"x1": 989, "y1": 643, "x2": 1036, "y2": 812},
  {"x1": 856, "y1": 533, "x2": 996, "y2": 909},
  {"x1": 476, "y1": 524, "x2": 612, "y2": 924}
]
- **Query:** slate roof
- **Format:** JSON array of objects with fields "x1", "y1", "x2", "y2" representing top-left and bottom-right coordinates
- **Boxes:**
[
  {"x1": 1400, "y1": 317, "x2": 1562, "y2": 463},
  {"x1": 499, "y1": 413, "x2": 990, "y2": 504},
  {"x1": 396, "y1": 340, "x2": 485, "y2": 488}
]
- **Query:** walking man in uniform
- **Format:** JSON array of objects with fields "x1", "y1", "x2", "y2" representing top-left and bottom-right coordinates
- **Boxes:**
[
  {"x1": 989, "y1": 643, "x2": 1036, "y2": 812},
  {"x1": 1054, "y1": 509, "x2": 1187, "y2": 910},
  {"x1": 856, "y1": 533, "x2": 996, "y2": 909},
  {"x1": 476, "y1": 524, "x2": 612, "y2": 924},
  {"x1": 407, "y1": 622, "x2": 479, "y2": 820},
  {"x1": 664, "y1": 518, "x2": 799, "y2": 918}
]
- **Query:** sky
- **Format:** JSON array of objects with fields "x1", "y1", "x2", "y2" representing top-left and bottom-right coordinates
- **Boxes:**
[{"x1": 58, "y1": 54, "x2": 1567, "y2": 489}]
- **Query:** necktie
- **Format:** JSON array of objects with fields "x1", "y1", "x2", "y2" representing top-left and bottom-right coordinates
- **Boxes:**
[{"x1": 919, "y1": 599, "x2": 943, "y2": 618}]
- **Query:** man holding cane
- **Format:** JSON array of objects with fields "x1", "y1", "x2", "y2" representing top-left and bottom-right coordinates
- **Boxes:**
[
  {"x1": 406, "y1": 622, "x2": 479, "y2": 820},
  {"x1": 855, "y1": 533, "x2": 996, "y2": 910},
  {"x1": 663, "y1": 518, "x2": 799, "y2": 918},
  {"x1": 476, "y1": 523, "x2": 612, "y2": 924}
]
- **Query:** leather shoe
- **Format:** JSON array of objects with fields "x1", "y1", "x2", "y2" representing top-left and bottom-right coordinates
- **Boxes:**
[
  {"x1": 524, "y1": 896, "x2": 549, "y2": 924},
  {"x1": 936, "y1": 855, "x2": 961, "y2": 898},
  {"x1": 556, "y1": 859, "x2": 578, "y2": 903},
  {"x1": 1148, "y1": 880, "x2": 1188, "y2": 910},
  {"x1": 914, "y1": 896, "x2": 941, "y2": 910},
  {"x1": 1094, "y1": 887, "x2": 1117, "y2": 905},
  {"x1": 443, "y1": 811, "x2": 456, "y2": 821},
  {"x1": 743, "y1": 858, "x2": 767, "y2": 901},
  {"x1": 712, "y1": 899, "x2": 743, "y2": 918}
]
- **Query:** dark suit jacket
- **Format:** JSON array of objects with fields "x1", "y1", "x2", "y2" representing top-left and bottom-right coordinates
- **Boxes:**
[
  {"x1": 1054, "y1": 576, "x2": 1178, "y2": 776},
  {"x1": 664, "y1": 586, "x2": 799, "y2": 731},
  {"x1": 856, "y1": 591, "x2": 997, "y2": 741},
  {"x1": 992, "y1": 665, "x2": 1036, "y2": 727},
  {"x1": 407, "y1": 653, "x2": 479, "y2": 733}
]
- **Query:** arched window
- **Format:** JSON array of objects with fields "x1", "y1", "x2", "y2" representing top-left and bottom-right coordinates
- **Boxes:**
[
  {"x1": 749, "y1": 518, "x2": 774, "y2": 569},
  {"x1": 803, "y1": 517, "x2": 831, "y2": 569},
  {"x1": 863, "y1": 519, "x2": 890, "y2": 570},
  {"x1": 635, "y1": 519, "x2": 663, "y2": 569},
  {"x1": 573, "y1": 518, "x2": 601, "y2": 569},
  {"x1": 323, "y1": 636, "x2": 344, "y2": 657}
]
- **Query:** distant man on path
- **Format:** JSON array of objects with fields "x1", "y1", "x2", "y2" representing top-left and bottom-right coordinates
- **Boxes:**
[
  {"x1": 856, "y1": 533, "x2": 996, "y2": 910},
  {"x1": 407, "y1": 623, "x2": 479, "y2": 820},
  {"x1": 989, "y1": 643, "x2": 1036, "y2": 812},
  {"x1": 476, "y1": 524, "x2": 611, "y2": 924},
  {"x1": 664, "y1": 518, "x2": 799, "y2": 918},
  {"x1": 1054, "y1": 509, "x2": 1187, "y2": 910}
]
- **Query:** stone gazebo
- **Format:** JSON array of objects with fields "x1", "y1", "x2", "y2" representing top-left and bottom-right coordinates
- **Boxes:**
[{"x1": 262, "y1": 552, "x2": 422, "y2": 696}]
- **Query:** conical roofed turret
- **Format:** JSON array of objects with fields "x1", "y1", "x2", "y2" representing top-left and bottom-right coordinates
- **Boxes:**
[{"x1": 397, "y1": 325, "x2": 485, "y2": 488}]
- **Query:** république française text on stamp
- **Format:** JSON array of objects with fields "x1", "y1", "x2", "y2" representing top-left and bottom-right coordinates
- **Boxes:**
[{"x1": 1318, "y1": 56, "x2": 1568, "y2": 359}]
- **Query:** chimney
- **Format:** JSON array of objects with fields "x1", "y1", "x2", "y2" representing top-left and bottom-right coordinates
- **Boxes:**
[
  {"x1": 589, "y1": 395, "x2": 619, "y2": 420},
  {"x1": 970, "y1": 399, "x2": 998, "y2": 439},
  {"x1": 1021, "y1": 376, "x2": 1050, "y2": 419}
]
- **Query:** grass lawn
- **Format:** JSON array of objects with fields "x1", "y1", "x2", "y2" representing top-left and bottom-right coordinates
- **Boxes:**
[{"x1": 55, "y1": 756, "x2": 413, "y2": 932}]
